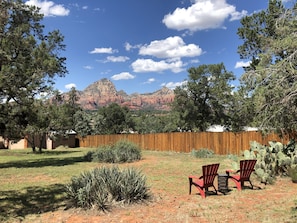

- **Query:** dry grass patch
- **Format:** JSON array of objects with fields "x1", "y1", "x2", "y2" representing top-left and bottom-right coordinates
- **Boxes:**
[{"x1": 0, "y1": 148, "x2": 296, "y2": 222}]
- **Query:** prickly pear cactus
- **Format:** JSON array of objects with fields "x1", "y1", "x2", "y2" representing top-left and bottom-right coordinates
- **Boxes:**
[
  {"x1": 243, "y1": 149, "x2": 257, "y2": 159},
  {"x1": 246, "y1": 140, "x2": 297, "y2": 184}
]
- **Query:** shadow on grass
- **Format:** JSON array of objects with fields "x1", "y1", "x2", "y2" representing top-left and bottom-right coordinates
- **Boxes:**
[
  {"x1": 0, "y1": 184, "x2": 68, "y2": 221},
  {"x1": 40, "y1": 150, "x2": 82, "y2": 155},
  {"x1": 0, "y1": 155, "x2": 88, "y2": 169}
]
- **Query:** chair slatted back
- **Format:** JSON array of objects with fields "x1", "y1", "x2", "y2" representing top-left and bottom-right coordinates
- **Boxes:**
[
  {"x1": 240, "y1": 159, "x2": 257, "y2": 180},
  {"x1": 202, "y1": 163, "x2": 219, "y2": 186}
]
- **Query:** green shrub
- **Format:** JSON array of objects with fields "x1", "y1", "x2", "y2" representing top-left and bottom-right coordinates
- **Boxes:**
[
  {"x1": 191, "y1": 148, "x2": 214, "y2": 158},
  {"x1": 87, "y1": 140, "x2": 142, "y2": 163},
  {"x1": 65, "y1": 166, "x2": 151, "y2": 210},
  {"x1": 92, "y1": 145, "x2": 115, "y2": 163},
  {"x1": 244, "y1": 140, "x2": 297, "y2": 184},
  {"x1": 83, "y1": 151, "x2": 93, "y2": 162},
  {"x1": 227, "y1": 154, "x2": 238, "y2": 162}
]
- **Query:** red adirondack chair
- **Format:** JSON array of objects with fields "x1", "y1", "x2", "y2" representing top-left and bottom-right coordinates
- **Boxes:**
[
  {"x1": 189, "y1": 163, "x2": 220, "y2": 198},
  {"x1": 226, "y1": 159, "x2": 257, "y2": 191}
]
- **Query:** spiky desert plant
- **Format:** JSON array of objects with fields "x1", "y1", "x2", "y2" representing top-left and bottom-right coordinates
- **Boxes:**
[{"x1": 65, "y1": 166, "x2": 150, "y2": 210}]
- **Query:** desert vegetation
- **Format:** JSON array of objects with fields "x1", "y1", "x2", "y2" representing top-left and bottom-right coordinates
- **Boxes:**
[
  {"x1": 1, "y1": 1, "x2": 297, "y2": 221},
  {"x1": 85, "y1": 140, "x2": 142, "y2": 163},
  {"x1": 0, "y1": 145, "x2": 297, "y2": 222}
]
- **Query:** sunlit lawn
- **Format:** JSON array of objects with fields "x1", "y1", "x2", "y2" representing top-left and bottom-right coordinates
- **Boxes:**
[{"x1": 0, "y1": 147, "x2": 296, "y2": 222}]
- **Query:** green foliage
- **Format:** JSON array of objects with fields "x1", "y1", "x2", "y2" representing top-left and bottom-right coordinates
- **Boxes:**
[
  {"x1": 65, "y1": 166, "x2": 151, "y2": 210},
  {"x1": 237, "y1": 1, "x2": 297, "y2": 132},
  {"x1": 24, "y1": 89, "x2": 81, "y2": 153},
  {"x1": 227, "y1": 154, "x2": 238, "y2": 162},
  {"x1": 96, "y1": 103, "x2": 135, "y2": 134},
  {"x1": 87, "y1": 140, "x2": 142, "y2": 163},
  {"x1": 237, "y1": 0, "x2": 285, "y2": 61},
  {"x1": 83, "y1": 151, "x2": 93, "y2": 162},
  {"x1": 0, "y1": 1, "x2": 67, "y2": 140},
  {"x1": 227, "y1": 154, "x2": 239, "y2": 170},
  {"x1": 289, "y1": 165, "x2": 297, "y2": 181},
  {"x1": 227, "y1": 90, "x2": 255, "y2": 132},
  {"x1": 245, "y1": 140, "x2": 297, "y2": 184},
  {"x1": 191, "y1": 148, "x2": 214, "y2": 158},
  {"x1": 134, "y1": 111, "x2": 179, "y2": 133},
  {"x1": 171, "y1": 63, "x2": 235, "y2": 131},
  {"x1": 73, "y1": 110, "x2": 93, "y2": 137}
]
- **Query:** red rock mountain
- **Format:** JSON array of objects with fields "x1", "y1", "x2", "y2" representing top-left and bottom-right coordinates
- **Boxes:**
[{"x1": 76, "y1": 78, "x2": 175, "y2": 110}]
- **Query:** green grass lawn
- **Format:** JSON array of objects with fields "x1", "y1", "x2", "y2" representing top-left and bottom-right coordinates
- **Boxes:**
[
  {"x1": 0, "y1": 147, "x2": 296, "y2": 222},
  {"x1": 0, "y1": 148, "x2": 229, "y2": 221}
]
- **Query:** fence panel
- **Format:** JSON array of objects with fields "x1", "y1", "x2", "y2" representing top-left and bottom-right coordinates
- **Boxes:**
[{"x1": 77, "y1": 131, "x2": 292, "y2": 155}]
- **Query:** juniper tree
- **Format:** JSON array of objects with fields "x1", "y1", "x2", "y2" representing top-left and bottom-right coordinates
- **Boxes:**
[{"x1": 0, "y1": 0, "x2": 67, "y2": 145}]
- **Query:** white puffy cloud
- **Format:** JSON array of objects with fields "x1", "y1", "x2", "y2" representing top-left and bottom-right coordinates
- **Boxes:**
[
  {"x1": 25, "y1": 0, "x2": 69, "y2": 17},
  {"x1": 235, "y1": 61, "x2": 251, "y2": 68},
  {"x1": 89, "y1": 47, "x2": 117, "y2": 54},
  {"x1": 163, "y1": 0, "x2": 246, "y2": 32},
  {"x1": 161, "y1": 81, "x2": 187, "y2": 89},
  {"x1": 125, "y1": 42, "x2": 133, "y2": 51},
  {"x1": 230, "y1": 10, "x2": 248, "y2": 21},
  {"x1": 83, "y1": 65, "x2": 93, "y2": 70},
  {"x1": 111, "y1": 72, "x2": 135, "y2": 80},
  {"x1": 132, "y1": 58, "x2": 184, "y2": 73},
  {"x1": 147, "y1": 78, "x2": 156, "y2": 83},
  {"x1": 124, "y1": 42, "x2": 142, "y2": 51},
  {"x1": 65, "y1": 83, "x2": 76, "y2": 89},
  {"x1": 106, "y1": 56, "x2": 130, "y2": 62},
  {"x1": 143, "y1": 78, "x2": 156, "y2": 84},
  {"x1": 139, "y1": 36, "x2": 202, "y2": 59}
]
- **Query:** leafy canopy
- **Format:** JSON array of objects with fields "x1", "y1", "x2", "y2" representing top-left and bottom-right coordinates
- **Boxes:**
[
  {"x1": 238, "y1": 0, "x2": 297, "y2": 132},
  {"x1": 171, "y1": 63, "x2": 235, "y2": 131},
  {"x1": 0, "y1": 0, "x2": 67, "y2": 139}
]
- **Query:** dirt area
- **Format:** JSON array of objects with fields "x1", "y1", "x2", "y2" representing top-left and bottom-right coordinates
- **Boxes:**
[
  {"x1": 4, "y1": 153, "x2": 297, "y2": 223},
  {"x1": 21, "y1": 176, "x2": 297, "y2": 223}
]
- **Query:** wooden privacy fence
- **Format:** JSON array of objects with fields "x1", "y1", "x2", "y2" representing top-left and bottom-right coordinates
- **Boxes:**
[{"x1": 77, "y1": 131, "x2": 291, "y2": 155}]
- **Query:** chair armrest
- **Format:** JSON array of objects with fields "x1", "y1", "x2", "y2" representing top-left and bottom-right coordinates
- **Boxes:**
[
  {"x1": 226, "y1": 169, "x2": 234, "y2": 174},
  {"x1": 226, "y1": 169, "x2": 239, "y2": 174},
  {"x1": 188, "y1": 175, "x2": 201, "y2": 180}
]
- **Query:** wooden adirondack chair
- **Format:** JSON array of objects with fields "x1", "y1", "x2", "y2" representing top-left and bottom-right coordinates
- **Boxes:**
[
  {"x1": 189, "y1": 163, "x2": 220, "y2": 198},
  {"x1": 226, "y1": 159, "x2": 257, "y2": 191}
]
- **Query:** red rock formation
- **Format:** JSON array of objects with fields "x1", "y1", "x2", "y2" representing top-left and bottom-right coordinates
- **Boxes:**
[{"x1": 75, "y1": 78, "x2": 175, "y2": 111}]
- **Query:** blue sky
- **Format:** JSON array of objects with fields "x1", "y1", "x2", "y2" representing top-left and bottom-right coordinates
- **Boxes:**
[{"x1": 24, "y1": 0, "x2": 292, "y2": 94}]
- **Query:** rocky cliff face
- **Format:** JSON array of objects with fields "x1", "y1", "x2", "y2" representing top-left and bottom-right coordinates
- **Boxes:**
[{"x1": 76, "y1": 78, "x2": 175, "y2": 111}]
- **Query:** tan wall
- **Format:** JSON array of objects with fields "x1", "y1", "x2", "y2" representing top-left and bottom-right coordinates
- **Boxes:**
[
  {"x1": 77, "y1": 131, "x2": 291, "y2": 155},
  {"x1": 2, "y1": 134, "x2": 76, "y2": 150},
  {"x1": 0, "y1": 136, "x2": 24, "y2": 149},
  {"x1": 10, "y1": 139, "x2": 26, "y2": 150}
]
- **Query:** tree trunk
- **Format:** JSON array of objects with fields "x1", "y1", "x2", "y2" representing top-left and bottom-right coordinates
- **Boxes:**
[{"x1": 38, "y1": 134, "x2": 45, "y2": 153}]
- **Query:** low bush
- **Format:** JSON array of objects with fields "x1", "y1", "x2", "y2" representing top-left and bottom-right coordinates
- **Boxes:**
[
  {"x1": 244, "y1": 140, "x2": 297, "y2": 184},
  {"x1": 65, "y1": 166, "x2": 151, "y2": 211},
  {"x1": 85, "y1": 140, "x2": 142, "y2": 163},
  {"x1": 191, "y1": 148, "x2": 214, "y2": 158}
]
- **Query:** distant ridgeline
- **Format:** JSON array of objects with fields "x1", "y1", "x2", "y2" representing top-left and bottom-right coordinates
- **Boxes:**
[{"x1": 69, "y1": 78, "x2": 175, "y2": 111}]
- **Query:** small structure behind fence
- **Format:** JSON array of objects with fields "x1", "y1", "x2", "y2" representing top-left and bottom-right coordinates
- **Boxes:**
[{"x1": 77, "y1": 131, "x2": 291, "y2": 155}]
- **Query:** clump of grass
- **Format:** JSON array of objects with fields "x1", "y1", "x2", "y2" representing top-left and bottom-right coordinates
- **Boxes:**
[
  {"x1": 290, "y1": 200, "x2": 297, "y2": 222},
  {"x1": 65, "y1": 166, "x2": 151, "y2": 211},
  {"x1": 191, "y1": 148, "x2": 214, "y2": 158},
  {"x1": 227, "y1": 154, "x2": 238, "y2": 162},
  {"x1": 84, "y1": 140, "x2": 141, "y2": 163}
]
